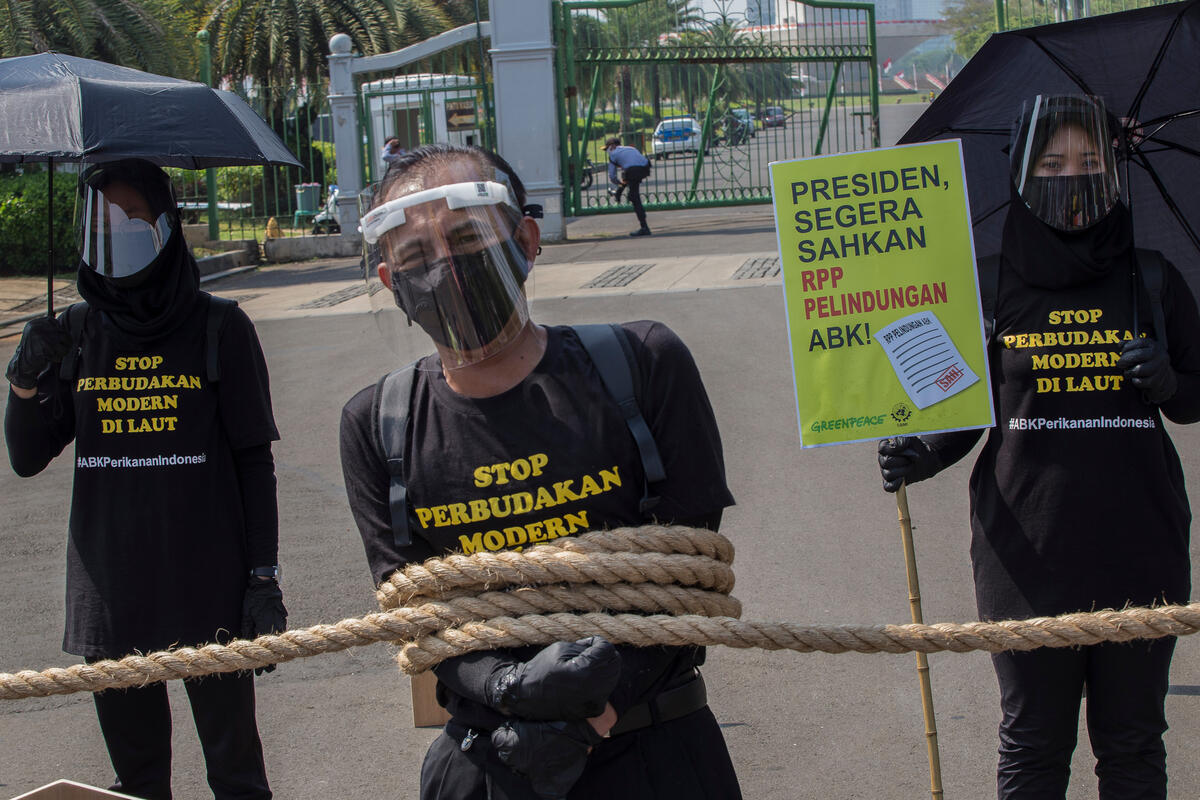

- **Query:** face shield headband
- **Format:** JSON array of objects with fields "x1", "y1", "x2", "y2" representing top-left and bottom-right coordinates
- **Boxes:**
[
  {"x1": 1011, "y1": 95, "x2": 1121, "y2": 232},
  {"x1": 77, "y1": 165, "x2": 178, "y2": 280},
  {"x1": 360, "y1": 180, "x2": 533, "y2": 368},
  {"x1": 360, "y1": 180, "x2": 519, "y2": 245}
]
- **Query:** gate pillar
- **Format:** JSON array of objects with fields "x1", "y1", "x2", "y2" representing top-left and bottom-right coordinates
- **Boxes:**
[
  {"x1": 491, "y1": 0, "x2": 564, "y2": 240},
  {"x1": 328, "y1": 33, "x2": 363, "y2": 239}
]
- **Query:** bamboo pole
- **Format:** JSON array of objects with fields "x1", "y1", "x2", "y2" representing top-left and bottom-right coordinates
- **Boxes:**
[{"x1": 896, "y1": 483, "x2": 944, "y2": 799}]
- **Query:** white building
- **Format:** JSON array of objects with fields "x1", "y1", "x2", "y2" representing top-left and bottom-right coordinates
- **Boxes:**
[{"x1": 360, "y1": 73, "x2": 484, "y2": 180}]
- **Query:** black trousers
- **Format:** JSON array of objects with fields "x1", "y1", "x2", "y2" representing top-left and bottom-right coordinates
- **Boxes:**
[
  {"x1": 420, "y1": 707, "x2": 741, "y2": 800},
  {"x1": 992, "y1": 638, "x2": 1175, "y2": 800},
  {"x1": 92, "y1": 671, "x2": 271, "y2": 800},
  {"x1": 622, "y1": 164, "x2": 651, "y2": 229}
]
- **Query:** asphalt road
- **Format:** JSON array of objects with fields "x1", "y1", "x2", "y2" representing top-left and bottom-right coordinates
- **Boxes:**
[
  {"x1": 2, "y1": 280, "x2": 1199, "y2": 800},
  {"x1": 577, "y1": 103, "x2": 919, "y2": 212}
]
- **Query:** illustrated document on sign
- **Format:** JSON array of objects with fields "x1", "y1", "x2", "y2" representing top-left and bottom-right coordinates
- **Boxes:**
[{"x1": 877, "y1": 311, "x2": 979, "y2": 409}]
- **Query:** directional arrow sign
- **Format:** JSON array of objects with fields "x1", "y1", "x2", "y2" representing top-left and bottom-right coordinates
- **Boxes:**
[{"x1": 446, "y1": 101, "x2": 477, "y2": 131}]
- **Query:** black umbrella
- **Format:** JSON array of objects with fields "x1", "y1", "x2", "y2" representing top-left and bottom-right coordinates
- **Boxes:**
[
  {"x1": 0, "y1": 52, "x2": 301, "y2": 314},
  {"x1": 900, "y1": 0, "x2": 1200, "y2": 302}
]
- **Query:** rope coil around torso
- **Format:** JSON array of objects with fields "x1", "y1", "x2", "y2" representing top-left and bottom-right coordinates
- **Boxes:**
[{"x1": 2, "y1": 525, "x2": 1199, "y2": 699}]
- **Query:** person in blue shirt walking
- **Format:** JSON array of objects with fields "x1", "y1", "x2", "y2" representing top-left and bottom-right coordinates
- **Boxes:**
[{"x1": 604, "y1": 136, "x2": 652, "y2": 236}]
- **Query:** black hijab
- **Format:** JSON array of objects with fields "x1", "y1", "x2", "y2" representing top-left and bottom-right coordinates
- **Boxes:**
[
  {"x1": 76, "y1": 161, "x2": 201, "y2": 345},
  {"x1": 1002, "y1": 183, "x2": 1134, "y2": 290}
]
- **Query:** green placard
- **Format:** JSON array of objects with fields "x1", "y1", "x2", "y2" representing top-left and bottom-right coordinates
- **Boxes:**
[{"x1": 768, "y1": 140, "x2": 995, "y2": 447}]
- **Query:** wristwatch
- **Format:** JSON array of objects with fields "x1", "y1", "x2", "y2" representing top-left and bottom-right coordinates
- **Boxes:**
[{"x1": 250, "y1": 565, "x2": 281, "y2": 581}]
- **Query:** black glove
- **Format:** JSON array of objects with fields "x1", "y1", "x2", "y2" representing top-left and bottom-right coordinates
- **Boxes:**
[
  {"x1": 486, "y1": 636, "x2": 621, "y2": 720},
  {"x1": 6, "y1": 316, "x2": 71, "y2": 390},
  {"x1": 492, "y1": 719, "x2": 605, "y2": 800},
  {"x1": 1118, "y1": 337, "x2": 1177, "y2": 404},
  {"x1": 241, "y1": 578, "x2": 287, "y2": 675},
  {"x1": 877, "y1": 436, "x2": 942, "y2": 493}
]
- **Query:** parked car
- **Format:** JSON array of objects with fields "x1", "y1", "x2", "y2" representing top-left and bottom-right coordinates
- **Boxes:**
[
  {"x1": 760, "y1": 106, "x2": 787, "y2": 128},
  {"x1": 652, "y1": 116, "x2": 704, "y2": 158}
]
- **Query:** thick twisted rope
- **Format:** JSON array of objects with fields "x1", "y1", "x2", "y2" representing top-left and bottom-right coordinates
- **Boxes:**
[
  {"x1": 2, "y1": 525, "x2": 1198, "y2": 699},
  {"x1": 376, "y1": 526, "x2": 736, "y2": 608}
]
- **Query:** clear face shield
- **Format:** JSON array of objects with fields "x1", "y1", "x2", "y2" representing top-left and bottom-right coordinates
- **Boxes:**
[
  {"x1": 1011, "y1": 95, "x2": 1121, "y2": 232},
  {"x1": 76, "y1": 162, "x2": 178, "y2": 280},
  {"x1": 360, "y1": 178, "x2": 532, "y2": 369}
]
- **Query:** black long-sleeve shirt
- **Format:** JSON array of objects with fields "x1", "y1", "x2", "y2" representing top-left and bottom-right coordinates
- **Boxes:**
[
  {"x1": 5, "y1": 299, "x2": 279, "y2": 657},
  {"x1": 922, "y1": 252, "x2": 1200, "y2": 620},
  {"x1": 340, "y1": 322, "x2": 735, "y2": 729}
]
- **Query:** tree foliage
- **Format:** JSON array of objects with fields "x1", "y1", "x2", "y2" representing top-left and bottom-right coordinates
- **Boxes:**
[
  {"x1": 940, "y1": 0, "x2": 998, "y2": 60},
  {"x1": 574, "y1": 0, "x2": 703, "y2": 133},
  {"x1": 204, "y1": 0, "x2": 402, "y2": 92},
  {"x1": 941, "y1": 0, "x2": 1165, "y2": 62},
  {"x1": 0, "y1": 169, "x2": 79, "y2": 276},
  {"x1": 396, "y1": 0, "x2": 487, "y2": 47},
  {"x1": 0, "y1": 0, "x2": 179, "y2": 75}
]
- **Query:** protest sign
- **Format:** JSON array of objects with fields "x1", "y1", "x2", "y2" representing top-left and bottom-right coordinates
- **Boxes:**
[{"x1": 769, "y1": 140, "x2": 994, "y2": 447}]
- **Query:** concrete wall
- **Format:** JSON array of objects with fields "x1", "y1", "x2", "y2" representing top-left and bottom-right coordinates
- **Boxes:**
[
  {"x1": 262, "y1": 235, "x2": 361, "y2": 262},
  {"x1": 195, "y1": 244, "x2": 258, "y2": 277}
]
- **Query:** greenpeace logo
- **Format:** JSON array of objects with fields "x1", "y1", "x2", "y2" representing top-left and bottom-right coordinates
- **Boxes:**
[{"x1": 810, "y1": 414, "x2": 887, "y2": 433}]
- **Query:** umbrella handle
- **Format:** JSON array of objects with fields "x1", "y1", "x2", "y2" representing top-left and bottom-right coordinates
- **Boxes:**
[
  {"x1": 1121, "y1": 135, "x2": 1140, "y2": 336},
  {"x1": 47, "y1": 156, "x2": 55, "y2": 318}
]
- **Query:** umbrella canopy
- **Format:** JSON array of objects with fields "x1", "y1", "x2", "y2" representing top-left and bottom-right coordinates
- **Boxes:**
[
  {"x1": 900, "y1": 0, "x2": 1200, "y2": 301},
  {"x1": 0, "y1": 52, "x2": 300, "y2": 168}
]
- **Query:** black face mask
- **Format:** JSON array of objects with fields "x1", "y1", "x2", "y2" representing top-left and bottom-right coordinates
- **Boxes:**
[
  {"x1": 390, "y1": 237, "x2": 529, "y2": 351},
  {"x1": 1023, "y1": 174, "x2": 1116, "y2": 231}
]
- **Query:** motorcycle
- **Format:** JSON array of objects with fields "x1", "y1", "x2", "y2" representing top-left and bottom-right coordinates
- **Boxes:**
[
  {"x1": 722, "y1": 116, "x2": 751, "y2": 147},
  {"x1": 571, "y1": 158, "x2": 598, "y2": 190},
  {"x1": 311, "y1": 185, "x2": 341, "y2": 235}
]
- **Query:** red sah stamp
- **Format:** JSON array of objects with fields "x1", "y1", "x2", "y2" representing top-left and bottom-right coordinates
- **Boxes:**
[{"x1": 935, "y1": 364, "x2": 965, "y2": 392}]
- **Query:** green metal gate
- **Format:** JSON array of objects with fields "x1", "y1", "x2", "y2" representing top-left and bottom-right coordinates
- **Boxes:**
[
  {"x1": 351, "y1": 30, "x2": 496, "y2": 188},
  {"x1": 358, "y1": 73, "x2": 494, "y2": 187},
  {"x1": 554, "y1": 0, "x2": 879, "y2": 217},
  {"x1": 995, "y1": 0, "x2": 1167, "y2": 31}
]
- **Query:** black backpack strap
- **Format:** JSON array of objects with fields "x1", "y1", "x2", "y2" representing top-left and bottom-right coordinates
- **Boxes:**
[
  {"x1": 205, "y1": 295, "x2": 238, "y2": 383},
  {"x1": 572, "y1": 323, "x2": 666, "y2": 515},
  {"x1": 373, "y1": 363, "x2": 418, "y2": 548},
  {"x1": 58, "y1": 301, "x2": 90, "y2": 382},
  {"x1": 1136, "y1": 249, "x2": 1169, "y2": 353},
  {"x1": 976, "y1": 254, "x2": 1001, "y2": 345}
]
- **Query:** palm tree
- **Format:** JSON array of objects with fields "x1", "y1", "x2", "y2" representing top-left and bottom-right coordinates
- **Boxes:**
[
  {"x1": 205, "y1": 0, "x2": 402, "y2": 95},
  {"x1": 396, "y1": 0, "x2": 487, "y2": 47},
  {"x1": 0, "y1": 0, "x2": 177, "y2": 75},
  {"x1": 205, "y1": 0, "x2": 489, "y2": 216},
  {"x1": 205, "y1": 0, "x2": 403, "y2": 216},
  {"x1": 581, "y1": 0, "x2": 703, "y2": 136}
]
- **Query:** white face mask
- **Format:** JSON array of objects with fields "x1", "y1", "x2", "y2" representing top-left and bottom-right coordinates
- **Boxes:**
[
  {"x1": 76, "y1": 167, "x2": 178, "y2": 280},
  {"x1": 106, "y1": 215, "x2": 170, "y2": 278}
]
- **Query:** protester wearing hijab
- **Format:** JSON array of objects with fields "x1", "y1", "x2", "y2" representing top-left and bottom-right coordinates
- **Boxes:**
[
  {"x1": 5, "y1": 159, "x2": 284, "y2": 800},
  {"x1": 877, "y1": 95, "x2": 1200, "y2": 798}
]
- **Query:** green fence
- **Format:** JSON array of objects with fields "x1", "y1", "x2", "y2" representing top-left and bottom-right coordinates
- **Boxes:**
[
  {"x1": 169, "y1": 86, "x2": 336, "y2": 245},
  {"x1": 555, "y1": 0, "x2": 879, "y2": 217},
  {"x1": 353, "y1": 37, "x2": 495, "y2": 189},
  {"x1": 995, "y1": 0, "x2": 1172, "y2": 30}
]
